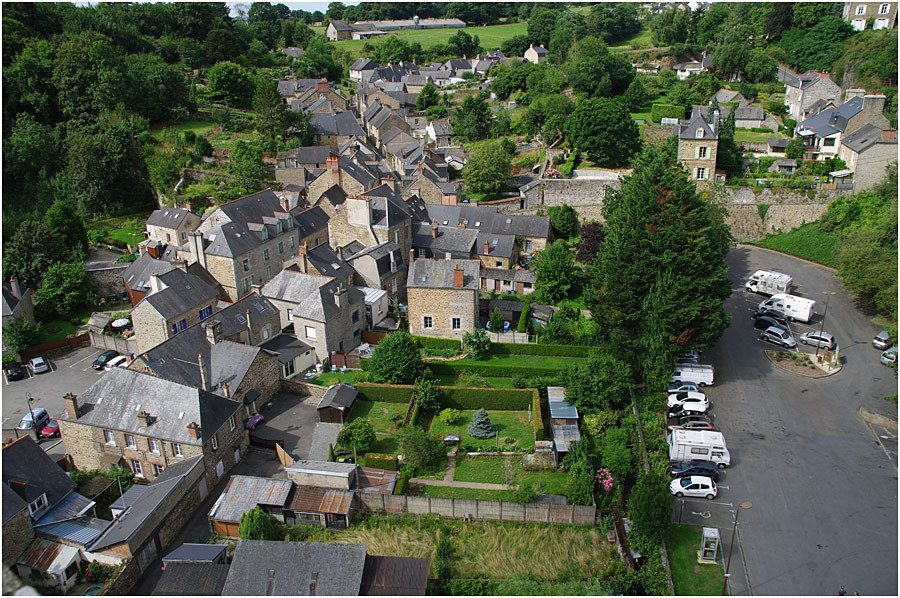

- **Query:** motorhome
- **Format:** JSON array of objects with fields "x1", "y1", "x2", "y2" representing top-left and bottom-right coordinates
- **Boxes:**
[
  {"x1": 758, "y1": 293, "x2": 816, "y2": 323},
  {"x1": 669, "y1": 364, "x2": 715, "y2": 387},
  {"x1": 745, "y1": 270, "x2": 792, "y2": 296},
  {"x1": 668, "y1": 429, "x2": 731, "y2": 468}
]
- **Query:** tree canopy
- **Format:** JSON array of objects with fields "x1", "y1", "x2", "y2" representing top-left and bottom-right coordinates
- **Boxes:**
[{"x1": 565, "y1": 98, "x2": 641, "y2": 168}]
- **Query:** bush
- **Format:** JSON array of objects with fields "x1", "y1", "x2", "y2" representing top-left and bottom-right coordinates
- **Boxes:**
[
  {"x1": 650, "y1": 103, "x2": 685, "y2": 122},
  {"x1": 628, "y1": 471, "x2": 671, "y2": 542},
  {"x1": 355, "y1": 383, "x2": 538, "y2": 411},
  {"x1": 438, "y1": 408, "x2": 464, "y2": 424},
  {"x1": 354, "y1": 383, "x2": 414, "y2": 403},
  {"x1": 462, "y1": 328, "x2": 492, "y2": 359},
  {"x1": 413, "y1": 373, "x2": 441, "y2": 412},
  {"x1": 412, "y1": 336, "x2": 461, "y2": 351},
  {"x1": 394, "y1": 470, "x2": 410, "y2": 495},
  {"x1": 516, "y1": 301, "x2": 532, "y2": 333},
  {"x1": 397, "y1": 426, "x2": 445, "y2": 473},
  {"x1": 336, "y1": 419, "x2": 376, "y2": 454},
  {"x1": 239, "y1": 507, "x2": 280, "y2": 540},
  {"x1": 532, "y1": 391, "x2": 544, "y2": 441},
  {"x1": 367, "y1": 332, "x2": 423, "y2": 384},
  {"x1": 602, "y1": 427, "x2": 634, "y2": 482},
  {"x1": 364, "y1": 453, "x2": 399, "y2": 470},
  {"x1": 467, "y1": 408, "x2": 497, "y2": 438},
  {"x1": 458, "y1": 370, "x2": 489, "y2": 387}
]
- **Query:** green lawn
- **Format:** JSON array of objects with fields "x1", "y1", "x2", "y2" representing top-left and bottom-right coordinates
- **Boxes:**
[
  {"x1": 419, "y1": 485, "x2": 516, "y2": 501},
  {"x1": 610, "y1": 27, "x2": 654, "y2": 50},
  {"x1": 149, "y1": 119, "x2": 215, "y2": 140},
  {"x1": 734, "y1": 128, "x2": 784, "y2": 143},
  {"x1": 325, "y1": 22, "x2": 528, "y2": 58},
  {"x1": 88, "y1": 214, "x2": 152, "y2": 249},
  {"x1": 308, "y1": 370, "x2": 370, "y2": 386},
  {"x1": 666, "y1": 525, "x2": 725, "y2": 596},
  {"x1": 432, "y1": 374, "x2": 517, "y2": 388},
  {"x1": 445, "y1": 354, "x2": 586, "y2": 369},
  {"x1": 347, "y1": 399, "x2": 409, "y2": 456},
  {"x1": 427, "y1": 410, "x2": 535, "y2": 452},
  {"x1": 752, "y1": 221, "x2": 840, "y2": 267},
  {"x1": 454, "y1": 455, "x2": 569, "y2": 495},
  {"x1": 40, "y1": 306, "x2": 95, "y2": 343},
  {"x1": 631, "y1": 112, "x2": 652, "y2": 123}
]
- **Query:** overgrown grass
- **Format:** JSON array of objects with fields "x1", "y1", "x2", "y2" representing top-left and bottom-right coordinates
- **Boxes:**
[
  {"x1": 432, "y1": 374, "x2": 517, "y2": 388},
  {"x1": 427, "y1": 410, "x2": 535, "y2": 452},
  {"x1": 324, "y1": 22, "x2": 528, "y2": 58},
  {"x1": 149, "y1": 119, "x2": 216, "y2": 140},
  {"x1": 752, "y1": 221, "x2": 840, "y2": 267},
  {"x1": 609, "y1": 26, "x2": 654, "y2": 50},
  {"x1": 308, "y1": 370, "x2": 370, "y2": 386},
  {"x1": 39, "y1": 305, "x2": 97, "y2": 343},
  {"x1": 419, "y1": 485, "x2": 515, "y2": 501},
  {"x1": 666, "y1": 524, "x2": 725, "y2": 596},
  {"x1": 454, "y1": 455, "x2": 568, "y2": 495},
  {"x1": 734, "y1": 128, "x2": 785, "y2": 143}
]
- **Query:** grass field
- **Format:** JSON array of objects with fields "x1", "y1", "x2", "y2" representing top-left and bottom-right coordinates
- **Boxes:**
[
  {"x1": 432, "y1": 374, "x2": 517, "y2": 388},
  {"x1": 752, "y1": 221, "x2": 840, "y2": 267},
  {"x1": 734, "y1": 128, "x2": 785, "y2": 143},
  {"x1": 347, "y1": 399, "x2": 408, "y2": 455},
  {"x1": 427, "y1": 410, "x2": 535, "y2": 452},
  {"x1": 610, "y1": 27, "x2": 654, "y2": 50},
  {"x1": 323, "y1": 22, "x2": 528, "y2": 57},
  {"x1": 666, "y1": 524, "x2": 725, "y2": 595},
  {"x1": 454, "y1": 455, "x2": 569, "y2": 495},
  {"x1": 308, "y1": 370, "x2": 370, "y2": 386},
  {"x1": 87, "y1": 213, "x2": 152, "y2": 249},
  {"x1": 149, "y1": 119, "x2": 216, "y2": 140},
  {"x1": 301, "y1": 513, "x2": 614, "y2": 580},
  {"x1": 419, "y1": 485, "x2": 515, "y2": 501}
]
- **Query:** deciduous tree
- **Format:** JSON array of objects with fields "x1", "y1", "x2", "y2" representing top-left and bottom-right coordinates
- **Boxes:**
[
  {"x1": 530, "y1": 240, "x2": 582, "y2": 304},
  {"x1": 337, "y1": 418, "x2": 376, "y2": 454},
  {"x1": 565, "y1": 98, "x2": 641, "y2": 167},
  {"x1": 238, "y1": 507, "x2": 280, "y2": 540},
  {"x1": 462, "y1": 139, "x2": 510, "y2": 195},
  {"x1": 366, "y1": 331, "x2": 422, "y2": 384}
]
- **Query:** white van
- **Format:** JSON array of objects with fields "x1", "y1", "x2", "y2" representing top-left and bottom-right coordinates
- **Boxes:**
[
  {"x1": 745, "y1": 270, "x2": 792, "y2": 296},
  {"x1": 668, "y1": 429, "x2": 731, "y2": 468},
  {"x1": 670, "y1": 364, "x2": 714, "y2": 387},
  {"x1": 758, "y1": 293, "x2": 815, "y2": 323}
]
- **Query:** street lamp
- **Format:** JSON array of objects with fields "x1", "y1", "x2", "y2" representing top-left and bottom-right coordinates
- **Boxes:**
[
  {"x1": 723, "y1": 501, "x2": 752, "y2": 595},
  {"x1": 26, "y1": 393, "x2": 37, "y2": 440},
  {"x1": 815, "y1": 292, "x2": 837, "y2": 358}
]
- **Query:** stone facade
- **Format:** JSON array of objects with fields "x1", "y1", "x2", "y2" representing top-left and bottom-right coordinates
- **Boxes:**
[
  {"x1": 2, "y1": 508, "x2": 33, "y2": 567},
  {"x1": 348, "y1": 253, "x2": 407, "y2": 301},
  {"x1": 678, "y1": 137, "x2": 719, "y2": 190},
  {"x1": 785, "y1": 76, "x2": 841, "y2": 120},
  {"x1": 147, "y1": 213, "x2": 201, "y2": 246},
  {"x1": 307, "y1": 164, "x2": 367, "y2": 205},
  {"x1": 85, "y1": 263, "x2": 127, "y2": 299},
  {"x1": 131, "y1": 296, "x2": 216, "y2": 355},
  {"x1": 843, "y1": 1, "x2": 897, "y2": 29},
  {"x1": 266, "y1": 290, "x2": 365, "y2": 363},
  {"x1": 407, "y1": 287, "x2": 479, "y2": 338},
  {"x1": 233, "y1": 351, "x2": 282, "y2": 411},
  {"x1": 839, "y1": 142, "x2": 898, "y2": 191}
]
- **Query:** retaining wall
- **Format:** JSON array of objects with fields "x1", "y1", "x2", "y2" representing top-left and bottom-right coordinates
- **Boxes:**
[
  {"x1": 85, "y1": 263, "x2": 127, "y2": 299},
  {"x1": 89, "y1": 332, "x2": 139, "y2": 356}
]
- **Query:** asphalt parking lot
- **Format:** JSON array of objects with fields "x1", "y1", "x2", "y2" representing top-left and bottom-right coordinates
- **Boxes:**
[
  {"x1": 683, "y1": 246, "x2": 898, "y2": 596},
  {"x1": 245, "y1": 392, "x2": 319, "y2": 460}
]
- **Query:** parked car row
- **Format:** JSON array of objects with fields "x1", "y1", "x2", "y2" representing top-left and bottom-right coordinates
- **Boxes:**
[
  {"x1": 873, "y1": 330, "x2": 897, "y2": 366},
  {"x1": 3, "y1": 356, "x2": 51, "y2": 382}
]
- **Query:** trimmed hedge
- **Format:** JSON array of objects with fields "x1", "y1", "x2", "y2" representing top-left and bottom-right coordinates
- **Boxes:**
[
  {"x1": 491, "y1": 343, "x2": 594, "y2": 358},
  {"x1": 354, "y1": 383, "x2": 536, "y2": 411},
  {"x1": 651, "y1": 103, "x2": 685, "y2": 123},
  {"x1": 394, "y1": 471, "x2": 410, "y2": 495},
  {"x1": 364, "y1": 453, "x2": 399, "y2": 471},
  {"x1": 355, "y1": 383, "x2": 413, "y2": 403},
  {"x1": 412, "y1": 336, "x2": 461, "y2": 351},
  {"x1": 532, "y1": 391, "x2": 544, "y2": 441},
  {"x1": 427, "y1": 362, "x2": 566, "y2": 378}
]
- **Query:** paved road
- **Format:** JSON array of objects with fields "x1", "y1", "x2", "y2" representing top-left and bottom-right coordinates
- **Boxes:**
[{"x1": 688, "y1": 246, "x2": 897, "y2": 596}]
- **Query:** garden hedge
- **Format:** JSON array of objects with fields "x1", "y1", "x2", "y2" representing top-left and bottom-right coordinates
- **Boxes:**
[
  {"x1": 491, "y1": 343, "x2": 594, "y2": 358},
  {"x1": 394, "y1": 471, "x2": 410, "y2": 495},
  {"x1": 651, "y1": 103, "x2": 685, "y2": 123},
  {"x1": 354, "y1": 383, "x2": 537, "y2": 411},
  {"x1": 412, "y1": 336, "x2": 461, "y2": 351},
  {"x1": 532, "y1": 391, "x2": 545, "y2": 441},
  {"x1": 355, "y1": 383, "x2": 414, "y2": 403},
  {"x1": 364, "y1": 453, "x2": 399, "y2": 470},
  {"x1": 427, "y1": 362, "x2": 566, "y2": 378}
]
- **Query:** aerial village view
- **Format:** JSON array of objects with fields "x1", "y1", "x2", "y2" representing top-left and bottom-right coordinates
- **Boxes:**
[{"x1": 0, "y1": 1, "x2": 897, "y2": 596}]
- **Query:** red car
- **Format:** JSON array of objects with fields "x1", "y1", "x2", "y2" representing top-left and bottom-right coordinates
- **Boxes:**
[{"x1": 39, "y1": 419, "x2": 60, "y2": 439}]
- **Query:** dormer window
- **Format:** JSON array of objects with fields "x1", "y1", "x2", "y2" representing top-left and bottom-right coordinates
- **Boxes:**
[
  {"x1": 28, "y1": 493, "x2": 48, "y2": 516},
  {"x1": 695, "y1": 128, "x2": 705, "y2": 139},
  {"x1": 276, "y1": 221, "x2": 283, "y2": 234}
]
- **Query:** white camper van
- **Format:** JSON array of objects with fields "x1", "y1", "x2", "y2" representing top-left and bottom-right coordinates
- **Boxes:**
[
  {"x1": 670, "y1": 364, "x2": 715, "y2": 387},
  {"x1": 668, "y1": 429, "x2": 731, "y2": 468},
  {"x1": 758, "y1": 293, "x2": 816, "y2": 323},
  {"x1": 745, "y1": 270, "x2": 793, "y2": 296}
]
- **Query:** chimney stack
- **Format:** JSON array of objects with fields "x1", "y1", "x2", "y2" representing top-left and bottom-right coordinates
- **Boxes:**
[
  {"x1": 326, "y1": 154, "x2": 340, "y2": 188},
  {"x1": 862, "y1": 94, "x2": 887, "y2": 117},
  {"x1": 198, "y1": 353, "x2": 208, "y2": 391},
  {"x1": 483, "y1": 241, "x2": 490, "y2": 255},
  {"x1": 300, "y1": 241, "x2": 309, "y2": 273},
  {"x1": 137, "y1": 410, "x2": 152, "y2": 428},
  {"x1": 204, "y1": 319, "x2": 223, "y2": 344},
  {"x1": 279, "y1": 195, "x2": 290, "y2": 212},
  {"x1": 317, "y1": 78, "x2": 328, "y2": 92},
  {"x1": 334, "y1": 284, "x2": 347, "y2": 308},
  {"x1": 453, "y1": 268, "x2": 464, "y2": 289},
  {"x1": 844, "y1": 88, "x2": 866, "y2": 102},
  {"x1": 8, "y1": 276, "x2": 21, "y2": 300},
  {"x1": 188, "y1": 231, "x2": 207, "y2": 269},
  {"x1": 431, "y1": 224, "x2": 439, "y2": 238},
  {"x1": 221, "y1": 382, "x2": 230, "y2": 399},
  {"x1": 409, "y1": 249, "x2": 416, "y2": 264},
  {"x1": 186, "y1": 422, "x2": 201, "y2": 439},
  {"x1": 245, "y1": 309, "x2": 253, "y2": 342},
  {"x1": 64, "y1": 393, "x2": 79, "y2": 420},
  {"x1": 336, "y1": 244, "x2": 344, "y2": 260},
  {"x1": 147, "y1": 241, "x2": 160, "y2": 259}
]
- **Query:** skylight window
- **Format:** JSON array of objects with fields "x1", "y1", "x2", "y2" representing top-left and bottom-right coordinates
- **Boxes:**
[{"x1": 178, "y1": 411, "x2": 184, "y2": 419}]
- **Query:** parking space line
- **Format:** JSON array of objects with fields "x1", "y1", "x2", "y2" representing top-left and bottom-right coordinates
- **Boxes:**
[{"x1": 70, "y1": 351, "x2": 101, "y2": 368}]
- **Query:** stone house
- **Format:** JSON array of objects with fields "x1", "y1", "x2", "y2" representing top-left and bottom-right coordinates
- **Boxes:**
[
  {"x1": 58, "y1": 368, "x2": 248, "y2": 491},
  {"x1": 362, "y1": 103, "x2": 411, "y2": 147},
  {"x1": 274, "y1": 146, "x2": 334, "y2": 188},
  {"x1": 343, "y1": 241, "x2": 407, "y2": 301},
  {"x1": 134, "y1": 293, "x2": 284, "y2": 412},
  {"x1": 145, "y1": 208, "x2": 201, "y2": 247},
  {"x1": 475, "y1": 233, "x2": 518, "y2": 269},
  {"x1": 382, "y1": 130, "x2": 420, "y2": 170},
  {"x1": 293, "y1": 206, "x2": 331, "y2": 250},
  {"x1": 326, "y1": 20, "x2": 355, "y2": 40},
  {"x1": 767, "y1": 158, "x2": 798, "y2": 175},
  {"x1": 2, "y1": 276, "x2": 35, "y2": 352},
  {"x1": 262, "y1": 269, "x2": 365, "y2": 362},
  {"x1": 349, "y1": 58, "x2": 379, "y2": 83},
  {"x1": 403, "y1": 161, "x2": 461, "y2": 205},
  {"x1": 677, "y1": 106, "x2": 720, "y2": 189},
  {"x1": 412, "y1": 222, "x2": 478, "y2": 260},
  {"x1": 130, "y1": 268, "x2": 220, "y2": 355},
  {"x1": 838, "y1": 125, "x2": 898, "y2": 190},
  {"x1": 783, "y1": 71, "x2": 841, "y2": 120},
  {"x1": 406, "y1": 259, "x2": 481, "y2": 338},
  {"x1": 310, "y1": 111, "x2": 366, "y2": 150},
  {"x1": 796, "y1": 93, "x2": 890, "y2": 161},
  {"x1": 731, "y1": 105, "x2": 766, "y2": 129},
  {"x1": 303, "y1": 243, "x2": 357, "y2": 287},
  {"x1": 843, "y1": 1, "x2": 897, "y2": 29},
  {"x1": 423, "y1": 204, "x2": 551, "y2": 256},
  {"x1": 710, "y1": 89, "x2": 748, "y2": 106},
  {"x1": 524, "y1": 44, "x2": 547, "y2": 64},
  {"x1": 674, "y1": 52, "x2": 712, "y2": 80},
  {"x1": 184, "y1": 190, "x2": 303, "y2": 301},
  {"x1": 425, "y1": 120, "x2": 454, "y2": 147},
  {"x1": 480, "y1": 267, "x2": 536, "y2": 295},
  {"x1": 305, "y1": 154, "x2": 382, "y2": 205}
]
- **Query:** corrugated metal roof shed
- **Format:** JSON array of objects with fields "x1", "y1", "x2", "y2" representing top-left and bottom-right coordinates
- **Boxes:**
[
  {"x1": 286, "y1": 460, "x2": 356, "y2": 477},
  {"x1": 285, "y1": 486, "x2": 353, "y2": 515},
  {"x1": 552, "y1": 424, "x2": 581, "y2": 453},
  {"x1": 35, "y1": 516, "x2": 110, "y2": 546},
  {"x1": 19, "y1": 538, "x2": 80, "y2": 576},
  {"x1": 208, "y1": 476, "x2": 293, "y2": 524}
]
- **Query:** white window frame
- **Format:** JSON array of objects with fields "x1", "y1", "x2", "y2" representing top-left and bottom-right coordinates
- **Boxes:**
[
  {"x1": 282, "y1": 359, "x2": 296, "y2": 378},
  {"x1": 125, "y1": 434, "x2": 136, "y2": 449},
  {"x1": 875, "y1": 17, "x2": 890, "y2": 28},
  {"x1": 131, "y1": 459, "x2": 144, "y2": 478},
  {"x1": 697, "y1": 146, "x2": 708, "y2": 159},
  {"x1": 103, "y1": 430, "x2": 115, "y2": 446},
  {"x1": 304, "y1": 325, "x2": 317, "y2": 339},
  {"x1": 287, "y1": 308, "x2": 294, "y2": 321},
  {"x1": 880, "y1": 3, "x2": 890, "y2": 14},
  {"x1": 149, "y1": 438, "x2": 160, "y2": 454},
  {"x1": 172, "y1": 443, "x2": 183, "y2": 457},
  {"x1": 696, "y1": 167, "x2": 707, "y2": 181},
  {"x1": 211, "y1": 434, "x2": 219, "y2": 451},
  {"x1": 423, "y1": 315, "x2": 434, "y2": 329},
  {"x1": 28, "y1": 493, "x2": 48, "y2": 516},
  {"x1": 451, "y1": 317, "x2": 461, "y2": 331},
  {"x1": 856, "y1": 4, "x2": 866, "y2": 15},
  {"x1": 229, "y1": 415, "x2": 236, "y2": 431},
  {"x1": 695, "y1": 128, "x2": 704, "y2": 139}
]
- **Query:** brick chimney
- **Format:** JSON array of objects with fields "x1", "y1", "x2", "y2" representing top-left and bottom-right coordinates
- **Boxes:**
[
  {"x1": 187, "y1": 422, "x2": 201, "y2": 439},
  {"x1": 431, "y1": 224, "x2": 439, "y2": 238},
  {"x1": 137, "y1": 410, "x2": 152, "y2": 428},
  {"x1": 483, "y1": 241, "x2": 490, "y2": 255},
  {"x1": 317, "y1": 78, "x2": 328, "y2": 92},
  {"x1": 8, "y1": 276, "x2": 21, "y2": 300},
  {"x1": 453, "y1": 268, "x2": 464, "y2": 289},
  {"x1": 326, "y1": 154, "x2": 340, "y2": 188},
  {"x1": 204, "y1": 319, "x2": 223, "y2": 344},
  {"x1": 64, "y1": 393, "x2": 79, "y2": 420},
  {"x1": 299, "y1": 241, "x2": 309, "y2": 273},
  {"x1": 198, "y1": 353, "x2": 208, "y2": 391}
]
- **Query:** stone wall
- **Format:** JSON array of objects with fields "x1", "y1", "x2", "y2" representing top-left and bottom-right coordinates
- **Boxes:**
[
  {"x1": 407, "y1": 287, "x2": 478, "y2": 339},
  {"x1": 90, "y1": 332, "x2": 139, "y2": 356},
  {"x1": 86, "y1": 263, "x2": 127, "y2": 299},
  {"x1": 356, "y1": 492, "x2": 597, "y2": 525},
  {"x1": 2, "y1": 509, "x2": 34, "y2": 566}
]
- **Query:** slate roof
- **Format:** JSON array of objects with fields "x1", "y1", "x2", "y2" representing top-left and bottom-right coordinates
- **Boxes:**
[
  {"x1": 89, "y1": 455, "x2": 203, "y2": 551},
  {"x1": 66, "y1": 368, "x2": 239, "y2": 446},
  {"x1": 142, "y1": 268, "x2": 218, "y2": 320},
  {"x1": 480, "y1": 267, "x2": 536, "y2": 283},
  {"x1": 163, "y1": 543, "x2": 227, "y2": 563},
  {"x1": 711, "y1": 89, "x2": 746, "y2": 105},
  {"x1": 147, "y1": 207, "x2": 193, "y2": 228},
  {"x1": 424, "y1": 204, "x2": 550, "y2": 238},
  {"x1": 317, "y1": 383, "x2": 358, "y2": 411},
  {"x1": 360, "y1": 556, "x2": 429, "y2": 596},
  {"x1": 407, "y1": 258, "x2": 480, "y2": 290},
  {"x1": 260, "y1": 333, "x2": 313, "y2": 365},
  {"x1": 34, "y1": 515, "x2": 109, "y2": 546},
  {"x1": 277, "y1": 146, "x2": 333, "y2": 168},
  {"x1": 262, "y1": 271, "x2": 363, "y2": 323},
  {"x1": 797, "y1": 97, "x2": 863, "y2": 138},
  {"x1": 329, "y1": 19, "x2": 354, "y2": 31},
  {"x1": 3, "y1": 436, "x2": 77, "y2": 523},
  {"x1": 222, "y1": 541, "x2": 367, "y2": 596},
  {"x1": 123, "y1": 253, "x2": 176, "y2": 293},
  {"x1": 412, "y1": 222, "x2": 478, "y2": 258},
  {"x1": 208, "y1": 476, "x2": 293, "y2": 525},
  {"x1": 1, "y1": 282, "x2": 27, "y2": 317},
  {"x1": 475, "y1": 231, "x2": 517, "y2": 260},
  {"x1": 350, "y1": 58, "x2": 379, "y2": 71},
  {"x1": 552, "y1": 424, "x2": 581, "y2": 453},
  {"x1": 308, "y1": 243, "x2": 355, "y2": 281},
  {"x1": 153, "y1": 563, "x2": 231, "y2": 596},
  {"x1": 841, "y1": 123, "x2": 898, "y2": 153},
  {"x1": 429, "y1": 120, "x2": 453, "y2": 136},
  {"x1": 293, "y1": 206, "x2": 330, "y2": 240},
  {"x1": 768, "y1": 138, "x2": 790, "y2": 150},
  {"x1": 345, "y1": 241, "x2": 403, "y2": 280},
  {"x1": 679, "y1": 106, "x2": 718, "y2": 140},
  {"x1": 528, "y1": 44, "x2": 547, "y2": 56},
  {"x1": 311, "y1": 111, "x2": 365, "y2": 137},
  {"x1": 733, "y1": 105, "x2": 764, "y2": 121}
]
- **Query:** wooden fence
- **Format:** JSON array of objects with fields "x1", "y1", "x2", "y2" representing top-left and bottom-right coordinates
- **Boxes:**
[
  {"x1": 329, "y1": 351, "x2": 361, "y2": 369},
  {"x1": 19, "y1": 334, "x2": 90, "y2": 360},
  {"x1": 362, "y1": 330, "x2": 388, "y2": 345}
]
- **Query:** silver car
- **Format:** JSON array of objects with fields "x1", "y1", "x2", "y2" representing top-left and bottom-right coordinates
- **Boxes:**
[
  {"x1": 800, "y1": 331, "x2": 836, "y2": 350},
  {"x1": 29, "y1": 356, "x2": 50, "y2": 374},
  {"x1": 759, "y1": 326, "x2": 797, "y2": 348},
  {"x1": 881, "y1": 346, "x2": 897, "y2": 366},
  {"x1": 873, "y1": 331, "x2": 892, "y2": 350}
]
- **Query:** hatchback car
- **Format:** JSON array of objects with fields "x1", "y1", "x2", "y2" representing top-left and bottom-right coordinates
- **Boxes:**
[
  {"x1": 39, "y1": 419, "x2": 60, "y2": 439},
  {"x1": 3, "y1": 362, "x2": 26, "y2": 381},
  {"x1": 669, "y1": 460, "x2": 720, "y2": 481},
  {"x1": 752, "y1": 309, "x2": 788, "y2": 327},
  {"x1": 881, "y1": 346, "x2": 898, "y2": 367},
  {"x1": 873, "y1": 330, "x2": 892, "y2": 350},
  {"x1": 29, "y1": 356, "x2": 50, "y2": 374},
  {"x1": 670, "y1": 419, "x2": 716, "y2": 431},
  {"x1": 667, "y1": 403, "x2": 708, "y2": 418},
  {"x1": 104, "y1": 355, "x2": 129, "y2": 371},
  {"x1": 759, "y1": 326, "x2": 796, "y2": 348},
  {"x1": 669, "y1": 476, "x2": 718, "y2": 499},
  {"x1": 675, "y1": 354, "x2": 700, "y2": 365},
  {"x1": 800, "y1": 331, "x2": 836, "y2": 350},
  {"x1": 667, "y1": 382, "x2": 700, "y2": 393},
  {"x1": 753, "y1": 315, "x2": 787, "y2": 332},
  {"x1": 92, "y1": 350, "x2": 119, "y2": 370},
  {"x1": 245, "y1": 414, "x2": 265, "y2": 430},
  {"x1": 17, "y1": 407, "x2": 50, "y2": 432},
  {"x1": 667, "y1": 391, "x2": 709, "y2": 409}
]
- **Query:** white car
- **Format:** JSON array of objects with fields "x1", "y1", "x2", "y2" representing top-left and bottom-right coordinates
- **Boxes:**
[
  {"x1": 104, "y1": 355, "x2": 129, "y2": 371},
  {"x1": 667, "y1": 391, "x2": 709, "y2": 409},
  {"x1": 668, "y1": 382, "x2": 700, "y2": 393},
  {"x1": 669, "y1": 475, "x2": 718, "y2": 500}
]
